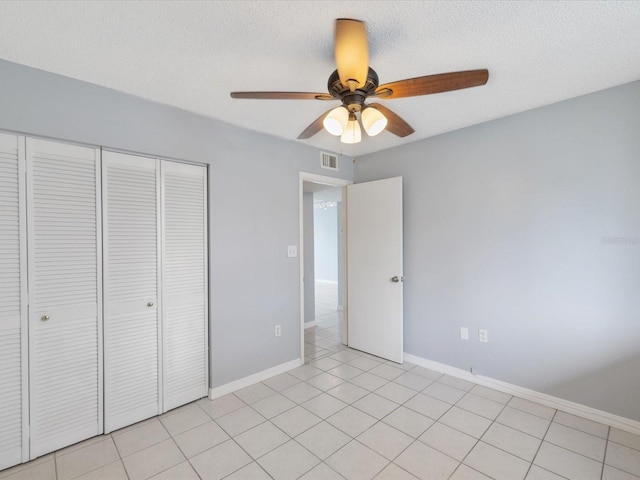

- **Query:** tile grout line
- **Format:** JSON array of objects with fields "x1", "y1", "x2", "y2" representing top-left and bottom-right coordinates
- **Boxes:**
[
  {"x1": 58, "y1": 435, "x2": 125, "y2": 480},
  {"x1": 163, "y1": 403, "x2": 205, "y2": 480},
  {"x1": 599, "y1": 426, "x2": 610, "y2": 480},
  {"x1": 542, "y1": 422, "x2": 612, "y2": 467},
  {"x1": 524, "y1": 408, "x2": 562, "y2": 480},
  {"x1": 203, "y1": 396, "x2": 290, "y2": 479},
  {"x1": 107, "y1": 433, "x2": 132, "y2": 480},
  {"x1": 445, "y1": 392, "x2": 511, "y2": 480},
  {"x1": 226, "y1": 411, "x2": 317, "y2": 479}
]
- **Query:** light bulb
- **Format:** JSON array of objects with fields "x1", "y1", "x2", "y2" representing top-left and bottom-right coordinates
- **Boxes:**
[
  {"x1": 361, "y1": 107, "x2": 388, "y2": 136},
  {"x1": 323, "y1": 106, "x2": 349, "y2": 136},
  {"x1": 340, "y1": 114, "x2": 361, "y2": 144}
]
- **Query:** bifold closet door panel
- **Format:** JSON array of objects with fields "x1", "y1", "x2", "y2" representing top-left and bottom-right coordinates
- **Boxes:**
[
  {"x1": 26, "y1": 138, "x2": 102, "y2": 458},
  {"x1": 103, "y1": 152, "x2": 160, "y2": 433},
  {"x1": 0, "y1": 133, "x2": 28, "y2": 469},
  {"x1": 162, "y1": 161, "x2": 208, "y2": 410}
]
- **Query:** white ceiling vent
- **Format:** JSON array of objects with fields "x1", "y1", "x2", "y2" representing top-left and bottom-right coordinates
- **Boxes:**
[{"x1": 320, "y1": 152, "x2": 338, "y2": 171}]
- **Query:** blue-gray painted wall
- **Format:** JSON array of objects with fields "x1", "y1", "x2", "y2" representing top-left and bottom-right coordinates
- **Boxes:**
[
  {"x1": 303, "y1": 192, "x2": 316, "y2": 322},
  {"x1": 355, "y1": 80, "x2": 640, "y2": 421},
  {"x1": 313, "y1": 203, "x2": 339, "y2": 283}
]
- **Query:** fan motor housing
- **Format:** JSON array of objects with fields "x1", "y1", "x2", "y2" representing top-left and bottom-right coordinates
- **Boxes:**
[{"x1": 328, "y1": 67, "x2": 379, "y2": 111}]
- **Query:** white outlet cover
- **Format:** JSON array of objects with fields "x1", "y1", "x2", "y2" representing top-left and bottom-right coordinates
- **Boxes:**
[
  {"x1": 287, "y1": 245, "x2": 297, "y2": 257},
  {"x1": 460, "y1": 327, "x2": 469, "y2": 340}
]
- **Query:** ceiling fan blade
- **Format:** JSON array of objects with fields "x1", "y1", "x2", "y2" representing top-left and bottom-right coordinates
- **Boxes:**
[
  {"x1": 368, "y1": 104, "x2": 414, "y2": 137},
  {"x1": 374, "y1": 69, "x2": 489, "y2": 99},
  {"x1": 335, "y1": 19, "x2": 369, "y2": 90},
  {"x1": 297, "y1": 108, "x2": 334, "y2": 139},
  {"x1": 230, "y1": 92, "x2": 334, "y2": 100}
]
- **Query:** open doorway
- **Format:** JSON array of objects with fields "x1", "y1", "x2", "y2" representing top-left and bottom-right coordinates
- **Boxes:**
[{"x1": 299, "y1": 173, "x2": 351, "y2": 363}]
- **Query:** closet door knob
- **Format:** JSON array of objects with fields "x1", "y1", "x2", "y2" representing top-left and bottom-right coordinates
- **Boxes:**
[
  {"x1": 41, "y1": 315, "x2": 50, "y2": 321},
  {"x1": 147, "y1": 302, "x2": 154, "y2": 307}
]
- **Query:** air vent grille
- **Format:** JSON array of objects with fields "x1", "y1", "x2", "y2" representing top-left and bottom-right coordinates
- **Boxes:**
[{"x1": 320, "y1": 152, "x2": 338, "y2": 171}]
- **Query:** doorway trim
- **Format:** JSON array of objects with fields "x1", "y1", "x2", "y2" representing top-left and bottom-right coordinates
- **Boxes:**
[{"x1": 299, "y1": 172, "x2": 352, "y2": 363}]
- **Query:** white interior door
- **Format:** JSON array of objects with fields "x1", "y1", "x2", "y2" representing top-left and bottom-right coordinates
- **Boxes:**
[
  {"x1": 161, "y1": 161, "x2": 208, "y2": 410},
  {"x1": 0, "y1": 133, "x2": 28, "y2": 469},
  {"x1": 26, "y1": 138, "x2": 102, "y2": 457},
  {"x1": 347, "y1": 177, "x2": 403, "y2": 363},
  {"x1": 103, "y1": 152, "x2": 161, "y2": 432}
]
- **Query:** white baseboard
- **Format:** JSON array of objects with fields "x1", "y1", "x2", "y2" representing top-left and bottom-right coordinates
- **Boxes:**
[
  {"x1": 304, "y1": 321, "x2": 317, "y2": 329},
  {"x1": 208, "y1": 358, "x2": 303, "y2": 400},
  {"x1": 403, "y1": 353, "x2": 640, "y2": 436}
]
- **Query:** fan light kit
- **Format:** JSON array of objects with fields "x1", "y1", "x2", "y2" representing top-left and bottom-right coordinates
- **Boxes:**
[{"x1": 231, "y1": 19, "x2": 489, "y2": 145}]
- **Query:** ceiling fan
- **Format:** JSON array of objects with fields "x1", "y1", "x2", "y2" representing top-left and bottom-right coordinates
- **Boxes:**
[{"x1": 230, "y1": 19, "x2": 489, "y2": 144}]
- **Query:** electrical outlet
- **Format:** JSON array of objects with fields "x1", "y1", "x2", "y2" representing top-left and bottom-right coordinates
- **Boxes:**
[
  {"x1": 287, "y1": 245, "x2": 297, "y2": 257},
  {"x1": 275, "y1": 325, "x2": 281, "y2": 337},
  {"x1": 460, "y1": 327, "x2": 469, "y2": 340},
  {"x1": 479, "y1": 329, "x2": 488, "y2": 343}
]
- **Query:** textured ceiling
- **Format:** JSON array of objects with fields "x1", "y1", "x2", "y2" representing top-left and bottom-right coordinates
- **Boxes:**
[{"x1": 0, "y1": 1, "x2": 639, "y2": 156}]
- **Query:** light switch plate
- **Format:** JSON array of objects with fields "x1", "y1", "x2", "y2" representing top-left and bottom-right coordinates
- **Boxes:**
[
  {"x1": 460, "y1": 327, "x2": 469, "y2": 340},
  {"x1": 287, "y1": 245, "x2": 297, "y2": 257}
]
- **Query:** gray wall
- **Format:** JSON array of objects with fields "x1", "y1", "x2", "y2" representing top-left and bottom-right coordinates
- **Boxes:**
[
  {"x1": 0, "y1": 59, "x2": 353, "y2": 388},
  {"x1": 313, "y1": 203, "x2": 339, "y2": 282},
  {"x1": 355, "y1": 80, "x2": 640, "y2": 421},
  {"x1": 303, "y1": 193, "x2": 315, "y2": 323}
]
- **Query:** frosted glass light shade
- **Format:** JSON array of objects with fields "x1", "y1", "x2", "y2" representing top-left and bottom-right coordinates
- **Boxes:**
[
  {"x1": 361, "y1": 107, "x2": 388, "y2": 136},
  {"x1": 335, "y1": 19, "x2": 369, "y2": 90},
  {"x1": 340, "y1": 116, "x2": 362, "y2": 144},
  {"x1": 323, "y1": 107, "x2": 349, "y2": 136}
]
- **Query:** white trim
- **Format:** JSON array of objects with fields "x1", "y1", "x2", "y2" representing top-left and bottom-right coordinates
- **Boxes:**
[
  {"x1": 17, "y1": 135, "x2": 29, "y2": 463},
  {"x1": 208, "y1": 358, "x2": 303, "y2": 400},
  {"x1": 300, "y1": 172, "x2": 352, "y2": 188},
  {"x1": 95, "y1": 148, "x2": 104, "y2": 435},
  {"x1": 315, "y1": 279, "x2": 338, "y2": 285},
  {"x1": 157, "y1": 158, "x2": 164, "y2": 415},
  {"x1": 404, "y1": 353, "x2": 640, "y2": 436},
  {"x1": 304, "y1": 321, "x2": 317, "y2": 329},
  {"x1": 298, "y1": 172, "x2": 352, "y2": 366}
]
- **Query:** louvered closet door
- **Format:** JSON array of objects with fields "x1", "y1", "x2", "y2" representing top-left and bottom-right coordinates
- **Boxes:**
[
  {"x1": 103, "y1": 152, "x2": 160, "y2": 432},
  {"x1": 0, "y1": 133, "x2": 28, "y2": 469},
  {"x1": 162, "y1": 161, "x2": 208, "y2": 410},
  {"x1": 26, "y1": 138, "x2": 102, "y2": 458}
]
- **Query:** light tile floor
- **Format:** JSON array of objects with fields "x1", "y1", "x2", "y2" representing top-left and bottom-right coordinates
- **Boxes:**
[
  {"x1": 3, "y1": 313, "x2": 640, "y2": 478},
  {"x1": 314, "y1": 280, "x2": 339, "y2": 325}
]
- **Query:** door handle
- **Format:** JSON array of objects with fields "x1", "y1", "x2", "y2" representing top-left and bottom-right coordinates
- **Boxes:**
[
  {"x1": 41, "y1": 315, "x2": 50, "y2": 321},
  {"x1": 391, "y1": 276, "x2": 403, "y2": 283},
  {"x1": 147, "y1": 302, "x2": 154, "y2": 307}
]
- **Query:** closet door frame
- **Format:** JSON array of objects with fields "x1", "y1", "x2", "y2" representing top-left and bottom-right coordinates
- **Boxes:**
[
  {"x1": 18, "y1": 138, "x2": 29, "y2": 464},
  {"x1": 25, "y1": 138, "x2": 103, "y2": 458}
]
